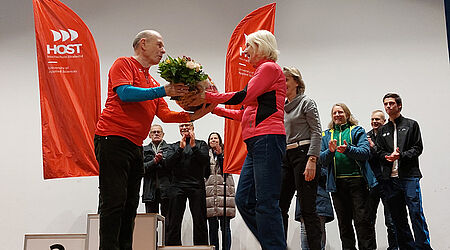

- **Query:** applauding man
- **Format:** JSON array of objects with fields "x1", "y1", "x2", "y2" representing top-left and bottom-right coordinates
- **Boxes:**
[
  {"x1": 376, "y1": 93, "x2": 432, "y2": 249},
  {"x1": 165, "y1": 122, "x2": 210, "y2": 246}
]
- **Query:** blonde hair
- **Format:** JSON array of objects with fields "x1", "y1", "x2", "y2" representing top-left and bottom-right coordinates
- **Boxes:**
[
  {"x1": 246, "y1": 30, "x2": 279, "y2": 61},
  {"x1": 283, "y1": 66, "x2": 306, "y2": 95},
  {"x1": 328, "y1": 103, "x2": 359, "y2": 129},
  {"x1": 371, "y1": 110, "x2": 386, "y2": 121}
]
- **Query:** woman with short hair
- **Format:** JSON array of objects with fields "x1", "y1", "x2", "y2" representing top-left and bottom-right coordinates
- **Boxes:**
[{"x1": 200, "y1": 30, "x2": 287, "y2": 249}]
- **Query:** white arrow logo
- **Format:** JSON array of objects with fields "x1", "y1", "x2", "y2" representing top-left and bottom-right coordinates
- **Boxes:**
[{"x1": 51, "y1": 29, "x2": 78, "y2": 42}]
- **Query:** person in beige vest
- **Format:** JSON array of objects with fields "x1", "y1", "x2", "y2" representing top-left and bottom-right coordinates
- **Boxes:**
[{"x1": 205, "y1": 132, "x2": 235, "y2": 250}]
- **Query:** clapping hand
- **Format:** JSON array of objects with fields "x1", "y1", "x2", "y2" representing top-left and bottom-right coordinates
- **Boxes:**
[
  {"x1": 180, "y1": 134, "x2": 188, "y2": 149},
  {"x1": 213, "y1": 144, "x2": 222, "y2": 155},
  {"x1": 189, "y1": 129, "x2": 196, "y2": 147},
  {"x1": 337, "y1": 140, "x2": 348, "y2": 153},
  {"x1": 385, "y1": 147, "x2": 400, "y2": 162},
  {"x1": 329, "y1": 139, "x2": 338, "y2": 152},
  {"x1": 180, "y1": 129, "x2": 197, "y2": 149},
  {"x1": 368, "y1": 136, "x2": 375, "y2": 148},
  {"x1": 154, "y1": 152, "x2": 163, "y2": 163}
]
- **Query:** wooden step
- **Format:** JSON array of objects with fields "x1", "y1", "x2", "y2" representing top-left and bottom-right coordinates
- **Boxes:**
[
  {"x1": 24, "y1": 234, "x2": 86, "y2": 250},
  {"x1": 86, "y1": 213, "x2": 165, "y2": 250}
]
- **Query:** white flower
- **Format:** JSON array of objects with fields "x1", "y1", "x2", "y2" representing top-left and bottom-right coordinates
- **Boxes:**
[
  {"x1": 186, "y1": 61, "x2": 196, "y2": 69},
  {"x1": 194, "y1": 63, "x2": 201, "y2": 72}
]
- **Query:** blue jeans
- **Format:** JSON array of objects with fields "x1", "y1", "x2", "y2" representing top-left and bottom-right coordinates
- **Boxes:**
[
  {"x1": 208, "y1": 216, "x2": 231, "y2": 250},
  {"x1": 300, "y1": 216, "x2": 326, "y2": 250},
  {"x1": 385, "y1": 177, "x2": 432, "y2": 250},
  {"x1": 235, "y1": 134, "x2": 287, "y2": 250}
]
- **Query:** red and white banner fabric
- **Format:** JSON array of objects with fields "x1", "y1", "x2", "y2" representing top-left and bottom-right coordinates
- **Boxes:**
[
  {"x1": 223, "y1": 3, "x2": 276, "y2": 174},
  {"x1": 33, "y1": 0, "x2": 100, "y2": 179}
]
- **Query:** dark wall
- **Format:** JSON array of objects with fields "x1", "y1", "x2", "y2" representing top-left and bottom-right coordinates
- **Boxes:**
[{"x1": 446, "y1": 0, "x2": 450, "y2": 61}]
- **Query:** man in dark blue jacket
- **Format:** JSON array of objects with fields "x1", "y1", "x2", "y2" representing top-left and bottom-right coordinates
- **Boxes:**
[
  {"x1": 142, "y1": 124, "x2": 171, "y2": 218},
  {"x1": 376, "y1": 93, "x2": 432, "y2": 250},
  {"x1": 165, "y1": 122, "x2": 210, "y2": 246}
]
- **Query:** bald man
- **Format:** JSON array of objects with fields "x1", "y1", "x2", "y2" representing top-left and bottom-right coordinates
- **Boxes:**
[
  {"x1": 94, "y1": 30, "x2": 211, "y2": 250},
  {"x1": 367, "y1": 110, "x2": 399, "y2": 250}
]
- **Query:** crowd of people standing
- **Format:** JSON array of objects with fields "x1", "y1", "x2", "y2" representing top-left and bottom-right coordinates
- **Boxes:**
[{"x1": 94, "y1": 29, "x2": 432, "y2": 250}]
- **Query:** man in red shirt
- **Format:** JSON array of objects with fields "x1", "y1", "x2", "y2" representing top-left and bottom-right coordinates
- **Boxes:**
[{"x1": 94, "y1": 30, "x2": 211, "y2": 250}]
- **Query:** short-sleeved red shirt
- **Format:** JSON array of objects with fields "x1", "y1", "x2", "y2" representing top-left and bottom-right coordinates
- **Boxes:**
[{"x1": 95, "y1": 57, "x2": 190, "y2": 146}]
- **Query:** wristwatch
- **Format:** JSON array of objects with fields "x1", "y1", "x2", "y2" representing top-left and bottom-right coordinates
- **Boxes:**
[{"x1": 309, "y1": 156, "x2": 317, "y2": 163}]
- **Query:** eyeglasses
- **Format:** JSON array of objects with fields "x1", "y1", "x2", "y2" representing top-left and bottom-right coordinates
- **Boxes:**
[{"x1": 150, "y1": 131, "x2": 163, "y2": 134}]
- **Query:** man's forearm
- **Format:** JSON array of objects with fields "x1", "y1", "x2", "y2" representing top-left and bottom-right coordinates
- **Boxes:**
[{"x1": 116, "y1": 85, "x2": 166, "y2": 102}]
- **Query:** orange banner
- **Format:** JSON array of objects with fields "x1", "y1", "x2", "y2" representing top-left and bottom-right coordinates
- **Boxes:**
[
  {"x1": 33, "y1": 0, "x2": 100, "y2": 179},
  {"x1": 223, "y1": 3, "x2": 276, "y2": 174}
]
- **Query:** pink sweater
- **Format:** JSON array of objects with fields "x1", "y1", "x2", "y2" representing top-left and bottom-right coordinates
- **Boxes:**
[{"x1": 206, "y1": 60, "x2": 286, "y2": 141}]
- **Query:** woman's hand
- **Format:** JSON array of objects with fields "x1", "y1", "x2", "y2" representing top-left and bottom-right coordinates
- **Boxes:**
[
  {"x1": 178, "y1": 91, "x2": 205, "y2": 107},
  {"x1": 304, "y1": 156, "x2": 317, "y2": 181},
  {"x1": 189, "y1": 103, "x2": 218, "y2": 121},
  {"x1": 329, "y1": 139, "x2": 337, "y2": 152},
  {"x1": 213, "y1": 144, "x2": 223, "y2": 154}
]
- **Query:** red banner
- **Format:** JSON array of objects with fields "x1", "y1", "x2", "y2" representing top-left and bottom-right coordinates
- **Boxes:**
[
  {"x1": 223, "y1": 3, "x2": 276, "y2": 174},
  {"x1": 33, "y1": 0, "x2": 100, "y2": 179}
]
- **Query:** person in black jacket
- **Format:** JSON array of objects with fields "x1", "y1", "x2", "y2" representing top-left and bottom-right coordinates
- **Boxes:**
[
  {"x1": 376, "y1": 93, "x2": 432, "y2": 250},
  {"x1": 367, "y1": 110, "x2": 398, "y2": 250},
  {"x1": 165, "y1": 122, "x2": 210, "y2": 246},
  {"x1": 142, "y1": 124, "x2": 171, "y2": 217}
]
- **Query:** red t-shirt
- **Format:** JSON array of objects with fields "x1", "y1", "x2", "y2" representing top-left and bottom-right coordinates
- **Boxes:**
[{"x1": 95, "y1": 57, "x2": 190, "y2": 146}]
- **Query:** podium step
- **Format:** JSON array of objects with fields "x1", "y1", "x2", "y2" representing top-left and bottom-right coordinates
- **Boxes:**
[
  {"x1": 24, "y1": 234, "x2": 86, "y2": 250},
  {"x1": 86, "y1": 213, "x2": 165, "y2": 250}
]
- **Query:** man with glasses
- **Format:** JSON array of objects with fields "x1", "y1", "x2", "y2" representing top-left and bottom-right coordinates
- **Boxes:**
[
  {"x1": 142, "y1": 124, "x2": 171, "y2": 218},
  {"x1": 165, "y1": 122, "x2": 210, "y2": 246}
]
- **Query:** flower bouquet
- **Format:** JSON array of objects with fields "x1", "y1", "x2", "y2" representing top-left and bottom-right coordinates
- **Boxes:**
[{"x1": 158, "y1": 56, "x2": 217, "y2": 111}]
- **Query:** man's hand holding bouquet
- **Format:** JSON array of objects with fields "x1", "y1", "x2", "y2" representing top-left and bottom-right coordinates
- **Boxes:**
[{"x1": 158, "y1": 56, "x2": 217, "y2": 111}]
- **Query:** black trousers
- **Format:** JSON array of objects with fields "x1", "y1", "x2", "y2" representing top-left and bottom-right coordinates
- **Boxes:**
[
  {"x1": 279, "y1": 145, "x2": 322, "y2": 250},
  {"x1": 166, "y1": 185, "x2": 208, "y2": 246},
  {"x1": 94, "y1": 135, "x2": 144, "y2": 250},
  {"x1": 332, "y1": 177, "x2": 376, "y2": 250},
  {"x1": 145, "y1": 188, "x2": 169, "y2": 218},
  {"x1": 367, "y1": 181, "x2": 399, "y2": 249}
]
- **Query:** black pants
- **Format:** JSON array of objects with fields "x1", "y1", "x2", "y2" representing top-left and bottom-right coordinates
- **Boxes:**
[
  {"x1": 208, "y1": 216, "x2": 231, "y2": 250},
  {"x1": 279, "y1": 145, "x2": 322, "y2": 250},
  {"x1": 332, "y1": 177, "x2": 376, "y2": 250},
  {"x1": 166, "y1": 185, "x2": 208, "y2": 246},
  {"x1": 145, "y1": 188, "x2": 169, "y2": 218},
  {"x1": 367, "y1": 181, "x2": 399, "y2": 250},
  {"x1": 94, "y1": 135, "x2": 144, "y2": 250}
]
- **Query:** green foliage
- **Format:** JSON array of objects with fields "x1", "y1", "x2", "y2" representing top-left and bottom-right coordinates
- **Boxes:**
[{"x1": 158, "y1": 56, "x2": 209, "y2": 91}]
